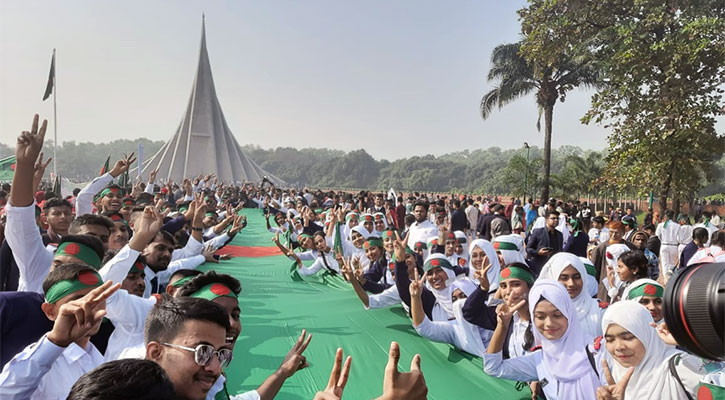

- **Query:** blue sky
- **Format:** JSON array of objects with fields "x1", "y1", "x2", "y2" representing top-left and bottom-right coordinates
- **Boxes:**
[{"x1": 2, "y1": 1, "x2": 619, "y2": 160}]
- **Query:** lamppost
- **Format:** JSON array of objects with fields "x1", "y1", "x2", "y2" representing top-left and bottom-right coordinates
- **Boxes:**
[{"x1": 523, "y1": 142, "x2": 530, "y2": 200}]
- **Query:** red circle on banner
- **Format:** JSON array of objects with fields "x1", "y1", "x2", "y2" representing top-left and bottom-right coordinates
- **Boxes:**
[
  {"x1": 64, "y1": 243, "x2": 81, "y2": 255},
  {"x1": 606, "y1": 251, "x2": 613, "y2": 259},
  {"x1": 643, "y1": 284, "x2": 657, "y2": 295},
  {"x1": 431, "y1": 259, "x2": 440, "y2": 267},
  {"x1": 501, "y1": 268, "x2": 511, "y2": 278},
  {"x1": 210, "y1": 283, "x2": 231, "y2": 296},
  {"x1": 388, "y1": 262, "x2": 395, "y2": 271},
  {"x1": 697, "y1": 386, "x2": 713, "y2": 400},
  {"x1": 386, "y1": 231, "x2": 393, "y2": 237},
  {"x1": 493, "y1": 242, "x2": 501, "y2": 249},
  {"x1": 78, "y1": 271, "x2": 99, "y2": 285}
]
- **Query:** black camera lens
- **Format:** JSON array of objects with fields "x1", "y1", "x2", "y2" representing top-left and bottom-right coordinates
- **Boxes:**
[{"x1": 663, "y1": 262, "x2": 725, "y2": 361}]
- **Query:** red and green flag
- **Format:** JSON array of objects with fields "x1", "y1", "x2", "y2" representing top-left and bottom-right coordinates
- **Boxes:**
[
  {"x1": 0, "y1": 155, "x2": 16, "y2": 181},
  {"x1": 99, "y1": 155, "x2": 110, "y2": 176}
]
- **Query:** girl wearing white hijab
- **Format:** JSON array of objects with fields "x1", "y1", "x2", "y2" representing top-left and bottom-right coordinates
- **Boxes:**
[
  {"x1": 620, "y1": 279, "x2": 664, "y2": 323},
  {"x1": 411, "y1": 275, "x2": 491, "y2": 356},
  {"x1": 600, "y1": 300, "x2": 713, "y2": 399},
  {"x1": 539, "y1": 253, "x2": 604, "y2": 340},
  {"x1": 468, "y1": 239, "x2": 501, "y2": 293},
  {"x1": 602, "y1": 243, "x2": 631, "y2": 300},
  {"x1": 578, "y1": 256, "x2": 599, "y2": 298},
  {"x1": 493, "y1": 234, "x2": 528, "y2": 266},
  {"x1": 484, "y1": 279, "x2": 601, "y2": 400}
]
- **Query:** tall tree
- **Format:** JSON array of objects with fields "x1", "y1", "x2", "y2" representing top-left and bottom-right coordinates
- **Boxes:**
[{"x1": 480, "y1": 41, "x2": 598, "y2": 202}]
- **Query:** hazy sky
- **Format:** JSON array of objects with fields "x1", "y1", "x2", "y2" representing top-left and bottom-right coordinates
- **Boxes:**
[{"x1": 2, "y1": 1, "x2": 626, "y2": 160}]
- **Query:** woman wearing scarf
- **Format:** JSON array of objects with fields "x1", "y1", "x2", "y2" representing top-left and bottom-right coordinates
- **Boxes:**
[
  {"x1": 358, "y1": 237, "x2": 393, "y2": 294},
  {"x1": 607, "y1": 249, "x2": 648, "y2": 303},
  {"x1": 539, "y1": 253, "x2": 604, "y2": 340},
  {"x1": 599, "y1": 300, "x2": 717, "y2": 399},
  {"x1": 493, "y1": 234, "x2": 528, "y2": 268},
  {"x1": 620, "y1": 279, "x2": 664, "y2": 323},
  {"x1": 484, "y1": 279, "x2": 601, "y2": 399},
  {"x1": 602, "y1": 243, "x2": 631, "y2": 302},
  {"x1": 411, "y1": 275, "x2": 492, "y2": 356},
  {"x1": 467, "y1": 239, "x2": 501, "y2": 293},
  {"x1": 461, "y1": 262, "x2": 535, "y2": 359},
  {"x1": 394, "y1": 252, "x2": 457, "y2": 322},
  {"x1": 578, "y1": 257, "x2": 599, "y2": 298}
]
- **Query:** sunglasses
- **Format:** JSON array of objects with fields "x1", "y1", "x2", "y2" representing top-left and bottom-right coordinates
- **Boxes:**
[{"x1": 163, "y1": 343, "x2": 233, "y2": 368}]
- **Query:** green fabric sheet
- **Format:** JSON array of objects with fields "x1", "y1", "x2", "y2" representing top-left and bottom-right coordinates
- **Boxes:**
[{"x1": 201, "y1": 209, "x2": 530, "y2": 399}]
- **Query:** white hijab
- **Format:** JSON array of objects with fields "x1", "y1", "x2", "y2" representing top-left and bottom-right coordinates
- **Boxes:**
[
  {"x1": 529, "y1": 278, "x2": 600, "y2": 399},
  {"x1": 605, "y1": 243, "x2": 631, "y2": 289},
  {"x1": 494, "y1": 234, "x2": 527, "y2": 265},
  {"x1": 424, "y1": 253, "x2": 457, "y2": 319},
  {"x1": 601, "y1": 301, "x2": 682, "y2": 400},
  {"x1": 578, "y1": 256, "x2": 599, "y2": 297},
  {"x1": 529, "y1": 279, "x2": 601, "y2": 399},
  {"x1": 451, "y1": 278, "x2": 492, "y2": 357},
  {"x1": 468, "y1": 239, "x2": 501, "y2": 290},
  {"x1": 539, "y1": 253, "x2": 602, "y2": 340}
]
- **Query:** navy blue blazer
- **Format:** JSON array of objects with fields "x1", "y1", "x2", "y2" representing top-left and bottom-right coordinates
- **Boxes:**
[{"x1": 525, "y1": 227, "x2": 563, "y2": 274}]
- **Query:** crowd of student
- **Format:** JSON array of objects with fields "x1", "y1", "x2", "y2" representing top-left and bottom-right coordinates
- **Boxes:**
[{"x1": 0, "y1": 113, "x2": 723, "y2": 399}]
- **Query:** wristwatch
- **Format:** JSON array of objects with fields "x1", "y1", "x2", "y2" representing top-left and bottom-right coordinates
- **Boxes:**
[{"x1": 191, "y1": 226, "x2": 203, "y2": 232}]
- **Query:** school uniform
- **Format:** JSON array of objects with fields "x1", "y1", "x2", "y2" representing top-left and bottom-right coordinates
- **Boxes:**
[
  {"x1": 0, "y1": 335, "x2": 104, "y2": 399},
  {"x1": 3, "y1": 201, "x2": 53, "y2": 294},
  {"x1": 656, "y1": 220, "x2": 681, "y2": 274}
]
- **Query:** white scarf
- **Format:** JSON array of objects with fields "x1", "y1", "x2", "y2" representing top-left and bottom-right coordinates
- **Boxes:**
[
  {"x1": 601, "y1": 301, "x2": 683, "y2": 400},
  {"x1": 529, "y1": 279, "x2": 601, "y2": 399},
  {"x1": 468, "y1": 239, "x2": 501, "y2": 290},
  {"x1": 423, "y1": 253, "x2": 457, "y2": 319},
  {"x1": 539, "y1": 253, "x2": 602, "y2": 340}
]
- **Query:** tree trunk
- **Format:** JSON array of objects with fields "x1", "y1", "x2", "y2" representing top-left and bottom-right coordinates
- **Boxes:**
[
  {"x1": 541, "y1": 103, "x2": 554, "y2": 203},
  {"x1": 659, "y1": 162, "x2": 675, "y2": 213}
]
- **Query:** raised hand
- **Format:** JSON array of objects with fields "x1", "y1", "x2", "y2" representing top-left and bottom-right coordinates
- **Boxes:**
[
  {"x1": 314, "y1": 348, "x2": 352, "y2": 400},
  {"x1": 495, "y1": 299, "x2": 526, "y2": 327},
  {"x1": 228, "y1": 214, "x2": 246, "y2": 235},
  {"x1": 597, "y1": 359, "x2": 634, "y2": 400},
  {"x1": 129, "y1": 206, "x2": 163, "y2": 251},
  {"x1": 16, "y1": 114, "x2": 47, "y2": 166},
  {"x1": 202, "y1": 248, "x2": 219, "y2": 264},
  {"x1": 277, "y1": 330, "x2": 312, "y2": 378},
  {"x1": 47, "y1": 281, "x2": 120, "y2": 347},
  {"x1": 409, "y1": 268, "x2": 426, "y2": 298},
  {"x1": 649, "y1": 322, "x2": 678, "y2": 346},
  {"x1": 109, "y1": 153, "x2": 136, "y2": 178},
  {"x1": 32, "y1": 152, "x2": 53, "y2": 193},
  {"x1": 474, "y1": 262, "x2": 493, "y2": 292},
  {"x1": 377, "y1": 342, "x2": 427, "y2": 400},
  {"x1": 149, "y1": 167, "x2": 158, "y2": 183}
]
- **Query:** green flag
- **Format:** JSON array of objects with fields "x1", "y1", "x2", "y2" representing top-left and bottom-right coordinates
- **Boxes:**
[
  {"x1": 99, "y1": 156, "x2": 110, "y2": 176},
  {"x1": 333, "y1": 221, "x2": 343, "y2": 258},
  {"x1": 0, "y1": 155, "x2": 16, "y2": 181}
]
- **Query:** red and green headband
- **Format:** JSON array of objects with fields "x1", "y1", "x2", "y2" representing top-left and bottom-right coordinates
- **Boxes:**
[
  {"x1": 45, "y1": 270, "x2": 103, "y2": 304},
  {"x1": 299, "y1": 233, "x2": 312, "y2": 241},
  {"x1": 56, "y1": 242, "x2": 102, "y2": 270},
  {"x1": 493, "y1": 241, "x2": 518, "y2": 251},
  {"x1": 190, "y1": 283, "x2": 238, "y2": 301},
  {"x1": 414, "y1": 242, "x2": 427, "y2": 250},
  {"x1": 364, "y1": 238, "x2": 384, "y2": 249},
  {"x1": 98, "y1": 187, "x2": 121, "y2": 199},
  {"x1": 170, "y1": 275, "x2": 195, "y2": 288},
  {"x1": 423, "y1": 257, "x2": 453, "y2": 273},
  {"x1": 129, "y1": 261, "x2": 145, "y2": 275},
  {"x1": 345, "y1": 213, "x2": 359, "y2": 222},
  {"x1": 383, "y1": 229, "x2": 397, "y2": 239},
  {"x1": 627, "y1": 283, "x2": 663, "y2": 299},
  {"x1": 499, "y1": 266, "x2": 534, "y2": 285},
  {"x1": 205, "y1": 212, "x2": 217, "y2": 218},
  {"x1": 363, "y1": 215, "x2": 373, "y2": 222}
]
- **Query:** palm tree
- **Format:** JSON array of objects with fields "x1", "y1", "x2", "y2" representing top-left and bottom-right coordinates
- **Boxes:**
[{"x1": 480, "y1": 41, "x2": 598, "y2": 202}]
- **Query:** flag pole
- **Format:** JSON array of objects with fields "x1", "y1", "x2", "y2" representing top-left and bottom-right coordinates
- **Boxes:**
[{"x1": 52, "y1": 48, "x2": 58, "y2": 179}]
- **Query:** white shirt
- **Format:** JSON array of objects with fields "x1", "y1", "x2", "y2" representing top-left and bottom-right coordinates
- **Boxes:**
[
  {"x1": 208, "y1": 374, "x2": 261, "y2": 400},
  {"x1": 366, "y1": 285, "x2": 404, "y2": 310},
  {"x1": 4, "y1": 201, "x2": 54, "y2": 294},
  {"x1": 75, "y1": 172, "x2": 114, "y2": 216},
  {"x1": 0, "y1": 334, "x2": 104, "y2": 400},
  {"x1": 406, "y1": 220, "x2": 439, "y2": 251},
  {"x1": 656, "y1": 220, "x2": 681, "y2": 245},
  {"x1": 508, "y1": 312, "x2": 531, "y2": 359},
  {"x1": 104, "y1": 289, "x2": 158, "y2": 361}
]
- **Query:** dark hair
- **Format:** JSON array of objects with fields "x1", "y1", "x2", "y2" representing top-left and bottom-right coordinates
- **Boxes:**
[
  {"x1": 404, "y1": 214, "x2": 415, "y2": 226},
  {"x1": 67, "y1": 359, "x2": 176, "y2": 400},
  {"x1": 57, "y1": 235, "x2": 105, "y2": 264},
  {"x1": 592, "y1": 216, "x2": 605, "y2": 225},
  {"x1": 546, "y1": 210, "x2": 560, "y2": 218},
  {"x1": 43, "y1": 262, "x2": 96, "y2": 295},
  {"x1": 692, "y1": 227, "x2": 709, "y2": 243},
  {"x1": 69, "y1": 214, "x2": 115, "y2": 235},
  {"x1": 711, "y1": 230, "x2": 725, "y2": 248},
  {"x1": 643, "y1": 223, "x2": 656, "y2": 232},
  {"x1": 43, "y1": 198, "x2": 72, "y2": 212},
  {"x1": 618, "y1": 250, "x2": 649, "y2": 279},
  {"x1": 73, "y1": 188, "x2": 81, "y2": 197},
  {"x1": 413, "y1": 200, "x2": 428, "y2": 210},
  {"x1": 153, "y1": 230, "x2": 176, "y2": 247},
  {"x1": 175, "y1": 271, "x2": 242, "y2": 298},
  {"x1": 145, "y1": 297, "x2": 230, "y2": 344},
  {"x1": 168, "y1": 269, "x2": 203, "y2": 286},
  {"x1": 665, "y1": 209, "x2": 675, "y2": 219}
]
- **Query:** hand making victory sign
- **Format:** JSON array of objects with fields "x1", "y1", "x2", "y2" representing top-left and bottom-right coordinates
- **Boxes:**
[{"x1": 596, "y1": 359, "x2": 634, "y2": 400}]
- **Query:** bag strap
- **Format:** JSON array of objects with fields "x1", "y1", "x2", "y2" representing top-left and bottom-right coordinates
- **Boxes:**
[
  {"x1": 586, "y1": 346, "x2": 599, "y2": 378},
  {"x1": 668, "y1": 354, "x2": 694, "y2": 400}
]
